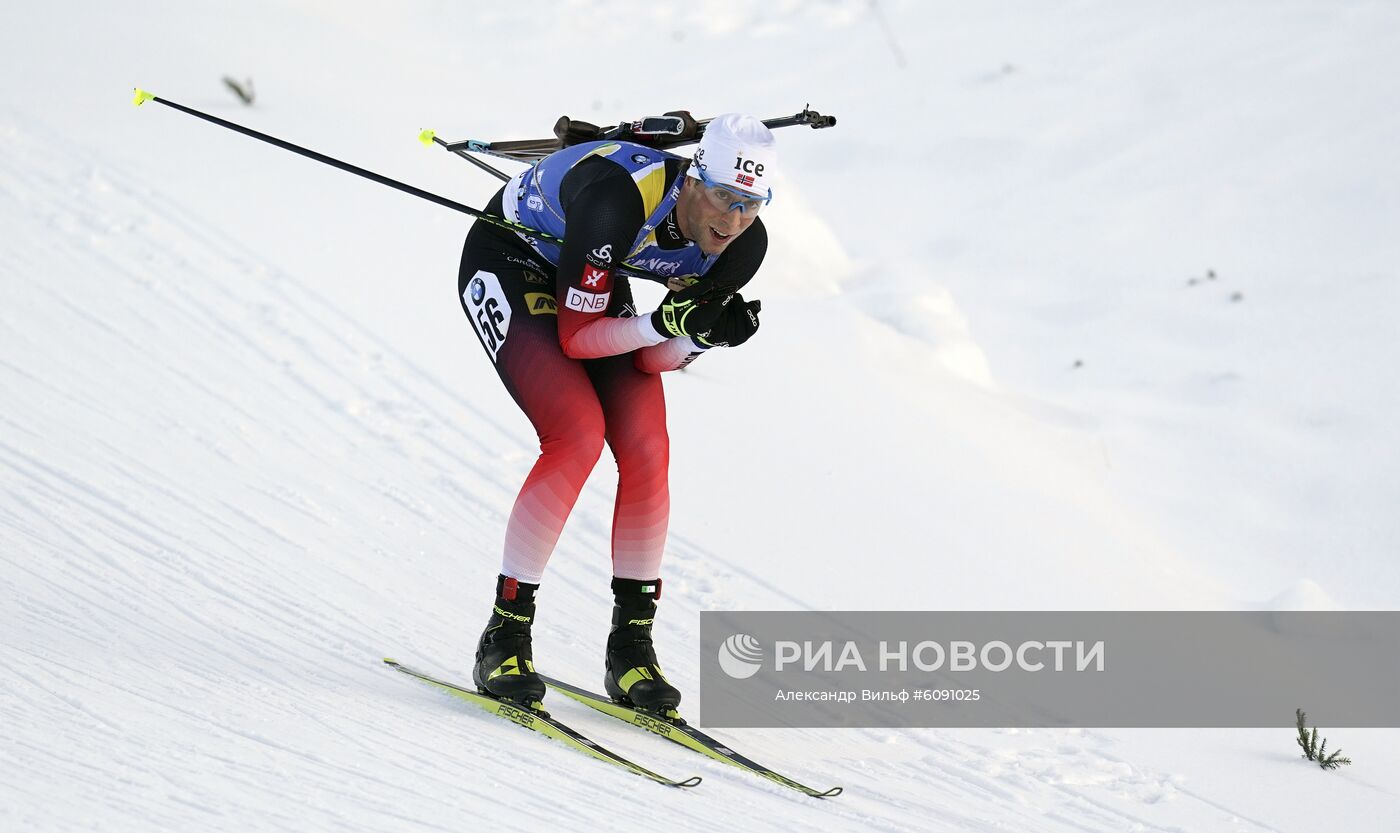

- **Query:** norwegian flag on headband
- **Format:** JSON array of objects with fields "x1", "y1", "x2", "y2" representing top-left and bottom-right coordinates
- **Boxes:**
[{"x1": 735, "y1": 172, "x2": 755, "y2": 188}]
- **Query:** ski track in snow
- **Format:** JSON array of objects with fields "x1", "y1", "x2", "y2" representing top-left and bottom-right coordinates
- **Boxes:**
[{"x1": 0, "y1": 110, "x2": 1337, "y2": 833}]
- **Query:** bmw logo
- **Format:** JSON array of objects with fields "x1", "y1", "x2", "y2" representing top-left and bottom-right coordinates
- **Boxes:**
[
  {"x1": 469, "y1": 277, "x2": 485, "y2": 305},
  {"x1": 632, "y1": 153, "x2": 649, "y2": 164}
]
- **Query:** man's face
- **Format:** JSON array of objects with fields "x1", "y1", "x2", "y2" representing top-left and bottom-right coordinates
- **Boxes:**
[{"x1": 676, "y1": 177, "x2": 761, "y2": 256}]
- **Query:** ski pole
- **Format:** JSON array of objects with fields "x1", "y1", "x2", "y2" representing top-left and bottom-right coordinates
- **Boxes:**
[
  {"x1": 131, "y1": 88, "x2": 686, "y2": 290},
  {"x1": 131, "y1": 88, "x2": 566, "y2": 245}
]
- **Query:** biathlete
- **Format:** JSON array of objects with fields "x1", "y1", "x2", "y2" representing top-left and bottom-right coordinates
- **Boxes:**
[{"x1": 457, "y1": 113, "x2": 776, "y2": 714}]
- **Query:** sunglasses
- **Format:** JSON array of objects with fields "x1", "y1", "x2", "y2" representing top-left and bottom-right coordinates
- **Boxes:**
[{"x1": 693, "y1": 165, "x2": 773, "y2": 214}]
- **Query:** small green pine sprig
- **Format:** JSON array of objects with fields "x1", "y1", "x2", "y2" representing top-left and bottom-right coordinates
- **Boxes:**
[{"x1": 1295, "y1": 709, "x2": 1352, "y2": 770}]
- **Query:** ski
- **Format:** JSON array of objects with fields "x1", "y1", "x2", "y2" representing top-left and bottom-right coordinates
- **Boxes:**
[
  {"x1": 383, "y1": 659, "x2": 701, "y2": 789},
  {"x1": 538, "y1": 674, "x2": 842, "y2": 799}
]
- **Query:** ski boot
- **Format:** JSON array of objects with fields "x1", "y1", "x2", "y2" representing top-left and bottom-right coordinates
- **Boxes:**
[
  {"x1": 604, "y1": 577, "x2": 682, "y2": 716},
  {"x1": 472, "y1": 574, "x2": 546, "y2": 708}
]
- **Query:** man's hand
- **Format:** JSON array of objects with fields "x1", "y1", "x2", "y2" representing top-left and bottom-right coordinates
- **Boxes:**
[
  {"x1": 651, "y1": 287, "x2": 761, "y2": 347},
  {"x1": 651, "y1": 281, "x2": 722, "y2": 338},
  {"x1": 694, "y1": 295, "x2": 761, "y2": 348}
]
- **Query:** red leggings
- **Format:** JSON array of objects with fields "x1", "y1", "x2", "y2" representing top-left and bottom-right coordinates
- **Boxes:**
[{"x1": 459, "y1": 259, "x2": 669, "y2": 584}]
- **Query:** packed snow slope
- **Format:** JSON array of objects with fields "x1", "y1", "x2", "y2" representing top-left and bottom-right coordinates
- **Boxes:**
[{"x1": 3, "y1": 1, "x2": 1399, "y2": 831}]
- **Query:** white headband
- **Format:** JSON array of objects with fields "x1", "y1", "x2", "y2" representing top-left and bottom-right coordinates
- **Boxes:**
[{"x1": 687, "y1": 113, "x2": 777, "y2": 197}]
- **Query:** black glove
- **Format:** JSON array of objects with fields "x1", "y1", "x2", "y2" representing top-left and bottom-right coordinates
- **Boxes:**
[
  {"x1": 651, "y1": 281, "x2": 723, "y2": 338},
  {"x1": 652, "y1": 281, "x2": 760, "y2": 346},
  {"x1": 695, "y1": 294, "x2": 761, "y2": 348}
]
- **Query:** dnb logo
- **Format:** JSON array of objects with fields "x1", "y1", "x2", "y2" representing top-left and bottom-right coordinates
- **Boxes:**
[
  {"x1": 565, "y1": 287, "x2": 609, "y2": 313},
  {"x1": 464, "y1": 271, "x2": 511, "y2": 363},
  {"x1": 718, "y1": 633, "x2": 763, "y2": 680}
]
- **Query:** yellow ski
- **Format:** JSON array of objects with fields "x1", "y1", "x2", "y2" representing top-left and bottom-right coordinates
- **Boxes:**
[{"x1": 384, "y1": 659, "x2": 700, "y2": 788}]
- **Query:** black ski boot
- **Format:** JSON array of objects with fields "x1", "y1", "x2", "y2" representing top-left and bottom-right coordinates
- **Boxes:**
[
  {"x1": 604, "y1": 577, "x2": 682, "y2": 716},
  {"x1": 472, "y1": 574, "x2": 546, "y2": 707}
]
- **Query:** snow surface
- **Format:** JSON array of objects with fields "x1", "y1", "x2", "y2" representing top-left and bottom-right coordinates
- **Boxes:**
[{"x1": 4, "y1": 1, "x2": 1400, "y2": 830}]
